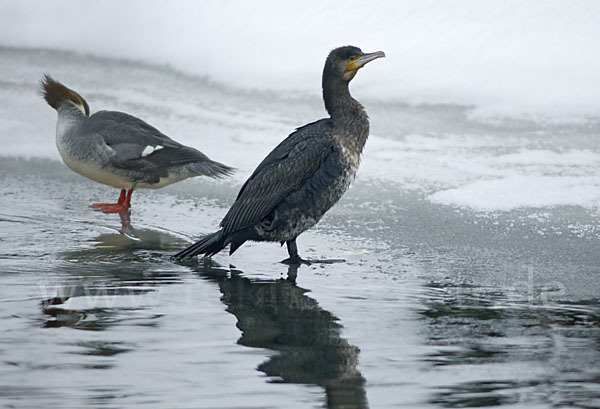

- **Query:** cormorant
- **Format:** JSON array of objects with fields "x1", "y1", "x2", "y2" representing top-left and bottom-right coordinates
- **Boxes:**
[
  {"x1": 174, "y1": 46, "x2": 384, "y2": 263},
  {"x1": 41, "y1": 75, "x2": 234, "y2": 213}
]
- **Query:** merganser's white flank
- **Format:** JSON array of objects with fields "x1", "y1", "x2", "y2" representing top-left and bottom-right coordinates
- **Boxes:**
[{"x1": 41, "y1": 75, "x2": 234, "y2": 213}]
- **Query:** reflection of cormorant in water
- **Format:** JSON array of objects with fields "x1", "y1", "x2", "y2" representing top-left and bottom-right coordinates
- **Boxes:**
[{"x1": 196, "y1": 261, "x2": 369, "y2": 409}]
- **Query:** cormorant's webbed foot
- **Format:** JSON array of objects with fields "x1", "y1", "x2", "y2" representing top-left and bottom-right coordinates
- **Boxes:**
[
  {"x1": 282, "y1": 239, "x2": 345, "y2": 265},
  {"x1": 280, "y1": 257, "x2": 346, "y2": 265},
  {"x1": 310, "y1": 258, "x2": 346, "y2": 264},
  {"x1": 281, "y1": 256, "x2": 311, "y2": 265}
]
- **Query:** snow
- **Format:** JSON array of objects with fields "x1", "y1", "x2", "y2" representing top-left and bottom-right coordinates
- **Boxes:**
[
  {"x1": 430, "y1": 175, "x2": 600, "y2": 211},
  {"x1": 1, "y1": 0, "x2": 600, "y2": 117}
]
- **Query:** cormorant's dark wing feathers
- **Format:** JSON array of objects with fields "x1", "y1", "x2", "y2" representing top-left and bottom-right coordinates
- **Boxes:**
[{"x1": 221, "y1": 118, "x2": 333, "y2": 234}]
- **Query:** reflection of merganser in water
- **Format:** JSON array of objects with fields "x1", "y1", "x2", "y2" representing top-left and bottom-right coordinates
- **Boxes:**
[
  {"x1": 174, "y1": 46, "x2": 385, "y2": 264},
  {"x1": 41, "y1": 75, "x2": 234, "y2": 213}
]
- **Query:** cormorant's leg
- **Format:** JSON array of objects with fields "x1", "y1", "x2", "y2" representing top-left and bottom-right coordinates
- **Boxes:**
[
  {"x1": 281, "y1": 239, "x2": 309, "y2": 265},
  {"x1": 281, "y1": 238, "x2": 346, "y2": 265}
]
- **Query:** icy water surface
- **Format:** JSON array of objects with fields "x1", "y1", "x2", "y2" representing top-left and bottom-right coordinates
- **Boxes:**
[{"x1": 1, "y1": 47, "x2": 600, "y2": 408}]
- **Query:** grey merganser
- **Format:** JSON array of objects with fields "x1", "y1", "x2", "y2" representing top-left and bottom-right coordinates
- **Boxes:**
[
  {"x1": 41, "y1": 75, "x2": 234, "y2": 213},
  {"x1": 174, "y1": 46, "x2": 384, "y2": 263}
]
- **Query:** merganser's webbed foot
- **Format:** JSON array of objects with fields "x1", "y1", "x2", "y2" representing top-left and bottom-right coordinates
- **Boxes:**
[
  {"x1": 90, "y1": 189, "x2": 132, "y2": 213},
  {"x1": 91, "y1": 203, "x2": 129, "y2": 213}
]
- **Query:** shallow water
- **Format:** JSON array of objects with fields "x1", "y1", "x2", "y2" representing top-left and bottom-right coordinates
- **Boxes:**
[{"x1": 1, "y1": 47, "x2": 600, "y2": 408}]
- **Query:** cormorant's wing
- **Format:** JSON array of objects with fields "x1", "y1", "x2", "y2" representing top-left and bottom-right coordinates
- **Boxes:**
[{"x1": 221, "y1": 118, "x2": 333, "y2": 234}]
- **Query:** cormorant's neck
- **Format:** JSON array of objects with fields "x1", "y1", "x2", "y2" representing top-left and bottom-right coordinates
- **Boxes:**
[
  {"x1": 322, "y1": 74, "x2": 369, "y2": 154},
  {"x1": 322, "y1": 75, "x2": 363, "y2": 120}
]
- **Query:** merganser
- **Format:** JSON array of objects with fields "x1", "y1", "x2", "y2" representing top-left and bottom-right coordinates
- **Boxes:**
[{"x1": 41, "y1": 75, "x2": 234, "y2": 213}]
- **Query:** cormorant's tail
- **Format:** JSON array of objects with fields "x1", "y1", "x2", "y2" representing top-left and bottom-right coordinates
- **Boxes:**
[{"x1": 173, "y1": 231, "x2": 226, "y2": 260}]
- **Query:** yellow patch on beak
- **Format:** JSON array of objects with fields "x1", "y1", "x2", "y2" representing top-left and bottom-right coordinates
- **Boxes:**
[{"x1": 347, "y1": 57, "x2": 360, "y2": 71}]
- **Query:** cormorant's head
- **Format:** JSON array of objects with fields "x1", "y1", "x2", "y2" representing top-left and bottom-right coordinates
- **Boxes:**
[
  {"x1": 324, "y1": 46, "x2": 386, "y2": 83},
  {"x1": 40, "y1": 74, "x2": 90, "y2": 116}
]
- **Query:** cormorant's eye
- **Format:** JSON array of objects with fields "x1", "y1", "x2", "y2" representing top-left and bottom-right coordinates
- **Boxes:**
[{"x1": 349, "y1": 56, "x2": 358, "y2": 61}]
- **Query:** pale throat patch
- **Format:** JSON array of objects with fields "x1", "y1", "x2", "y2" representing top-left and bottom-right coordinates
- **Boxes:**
[{"x1": 76, "y1": 103, "x2": 87, "y2": 115}]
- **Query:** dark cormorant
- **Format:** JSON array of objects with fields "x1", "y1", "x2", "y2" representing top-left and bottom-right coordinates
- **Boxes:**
[
  {"x1": 174, "y1": 46, "x2": 385, "y2": 263},
  {"x1": 41, "y1": 75, "x2": 234, "y2": 213}
]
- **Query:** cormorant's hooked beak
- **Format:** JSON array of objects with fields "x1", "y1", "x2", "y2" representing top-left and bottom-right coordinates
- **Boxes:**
[{"x1": 350, "y1": 51, "x2": 386, "y2": 70}]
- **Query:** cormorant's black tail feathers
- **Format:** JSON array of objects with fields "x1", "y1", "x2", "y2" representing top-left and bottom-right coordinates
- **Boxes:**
[{"x1": 173, "y1": 231, "x2": 225, "y2": 260}]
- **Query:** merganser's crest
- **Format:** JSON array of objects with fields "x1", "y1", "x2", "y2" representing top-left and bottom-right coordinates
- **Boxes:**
[{"x1": 40, "y1": 74, "x2": 90, "y2": 116}]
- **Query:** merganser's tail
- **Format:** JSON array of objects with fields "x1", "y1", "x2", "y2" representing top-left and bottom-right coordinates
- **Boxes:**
[{"x1": 188, "y1": 158, "x2": 235, "y2": 179}]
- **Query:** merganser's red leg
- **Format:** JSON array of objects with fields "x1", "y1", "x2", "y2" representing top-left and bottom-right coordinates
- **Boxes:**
[
  {"x1": 91, "y1": 189, "x2": 133, "y2": 213},
  {"x1": 91, "y1": 189, "x2": 126, "y2": 208}
]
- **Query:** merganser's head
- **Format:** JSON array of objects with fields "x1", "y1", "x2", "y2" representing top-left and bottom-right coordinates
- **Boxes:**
[{"x1": 40, "y1": 74, "x2": 90, "y2": 117}]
